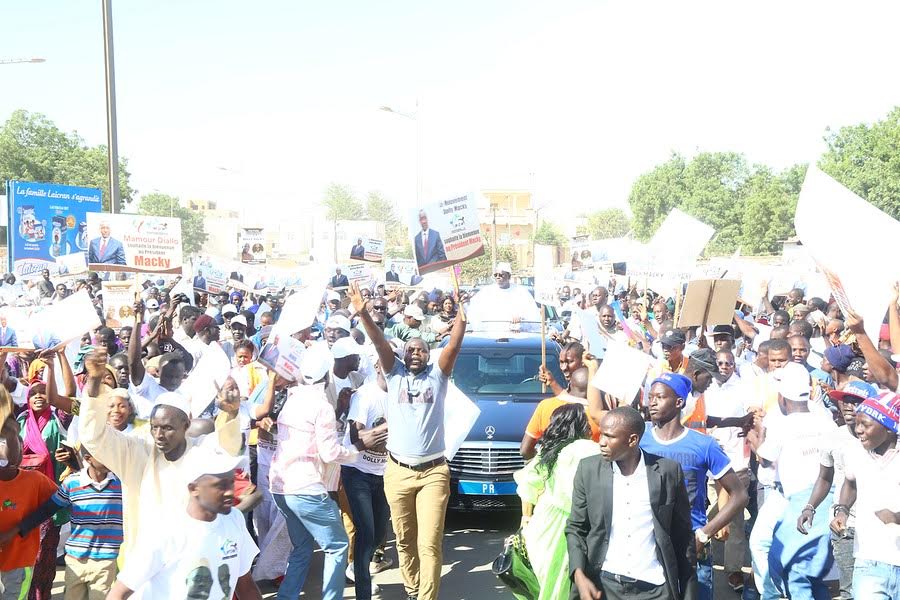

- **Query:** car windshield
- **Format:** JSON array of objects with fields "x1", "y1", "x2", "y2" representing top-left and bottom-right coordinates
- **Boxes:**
[{"x1": 451, "y1": 351, "x2": 565, "y2": 396}]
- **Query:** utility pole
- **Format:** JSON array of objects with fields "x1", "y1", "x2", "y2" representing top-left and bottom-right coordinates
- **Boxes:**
[{"x1": 102, "y1": 0, "x2": 120, "y2": 214}]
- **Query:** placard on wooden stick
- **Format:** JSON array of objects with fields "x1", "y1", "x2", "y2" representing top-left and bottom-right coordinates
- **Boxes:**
[{"x1": 675, "y1": 279, "x2": 741, "y2": 330}]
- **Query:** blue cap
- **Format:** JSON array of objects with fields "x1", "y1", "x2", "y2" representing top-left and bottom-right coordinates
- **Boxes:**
[{"x1": 651, "y1": 373, "x2": 693, "y2": 400}]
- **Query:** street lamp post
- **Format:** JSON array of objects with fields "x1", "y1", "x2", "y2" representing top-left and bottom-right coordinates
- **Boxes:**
[
  {"x1": 101, "y1": 0, "x2": 121, "y2": 214},
  {"x1": 379, "y1": 102, "x2": 421, "y2": 204}
]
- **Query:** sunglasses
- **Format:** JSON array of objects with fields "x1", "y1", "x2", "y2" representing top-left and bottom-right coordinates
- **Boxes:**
[
  {"x1": 373, "y1": 305, "x2": 387, "y2": 312},
  {"x1": 716, "y1": 361, "x2": 734, "y2": 367},
  {"x1": 493, "y1": 272, "x2": 509, "y2": 278}
]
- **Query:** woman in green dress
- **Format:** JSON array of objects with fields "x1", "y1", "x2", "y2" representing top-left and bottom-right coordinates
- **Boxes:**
[{"x1": 514, "y1": 403, "x2": 599, "y2": 600}]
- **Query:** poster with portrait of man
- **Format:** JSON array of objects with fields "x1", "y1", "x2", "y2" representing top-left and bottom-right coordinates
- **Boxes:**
[
  {"x1": 383, "y1": 259, "x2": 421, "y2": 287},
  {"x1": 407, "y1": 194, "x2": 484, "y2": 275},
  {"x1": 240, "y1": 228, "x2": 266, "y2": 264},
  {"x1": 86, "y1": 213, "x2": 182, "y2": 274},
  {"x1": 348, "y1": 237, "x2": 384, "y2": 264}
]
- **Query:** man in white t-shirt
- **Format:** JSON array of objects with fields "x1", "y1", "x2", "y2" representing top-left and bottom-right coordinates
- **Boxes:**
[
  {"x1": 831, "y1": 391, "x2": 900, "y2": 599},
  {"x1": 749, "y1": 362, "x2": 836, "y2": 599},
  {"x1": 107, "y1": 447, "x2": 262, "y2": 599}
]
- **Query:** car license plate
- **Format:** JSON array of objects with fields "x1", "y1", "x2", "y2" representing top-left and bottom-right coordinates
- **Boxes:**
[{"x1": 457, "y1": 481, "x2": 517, "y2": 495}]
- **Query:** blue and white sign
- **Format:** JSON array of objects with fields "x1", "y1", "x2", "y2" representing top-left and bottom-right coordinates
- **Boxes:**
[{"x1": 6, "y1": 180, "x2": 102, "y2": 278}]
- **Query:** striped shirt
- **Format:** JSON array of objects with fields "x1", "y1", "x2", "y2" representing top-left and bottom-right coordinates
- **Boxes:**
[{"x1": 53, "y1": 469, "x2": 124, "y2": 560}]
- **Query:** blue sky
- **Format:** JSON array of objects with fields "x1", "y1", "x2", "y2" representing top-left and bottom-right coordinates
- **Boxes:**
[{"x1": 3, "y1": 1, "x2": 900, "y2": 224}]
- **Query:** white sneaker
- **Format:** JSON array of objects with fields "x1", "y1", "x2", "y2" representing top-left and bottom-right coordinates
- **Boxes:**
[
  {"x1": 345, "y1": 562, "x2": 355, "y2": 583},
  {"x1": 372, "y1": 581, "x2": 381, "y2": 595}
]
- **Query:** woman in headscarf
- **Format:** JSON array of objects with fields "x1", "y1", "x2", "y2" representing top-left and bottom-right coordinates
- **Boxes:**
[
  {"x1": 430, "y1": 295, "x2": 458, "y2": 335},
  {"x1": 17, "y1": 380, "x2": 67, "y2": 600}
]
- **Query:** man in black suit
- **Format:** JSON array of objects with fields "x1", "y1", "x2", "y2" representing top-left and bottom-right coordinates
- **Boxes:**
[
  {"x1": 566, "y1": 407, "x2": 696, "y2": 600},
  {"x1": 385, "y1": 263, "x2": 401, "y2": 282},
  {"x1": 330, "y1": 268, "x2": 349, "y2": 289}
]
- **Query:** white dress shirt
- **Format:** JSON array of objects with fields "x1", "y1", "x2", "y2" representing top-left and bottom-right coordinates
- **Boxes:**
[
  {"x1": 705, "y1": 374, "x2": 750, "y2": 471},
  {"x1": 601, "y1": 452, "x2": 666, "y2": 585}
]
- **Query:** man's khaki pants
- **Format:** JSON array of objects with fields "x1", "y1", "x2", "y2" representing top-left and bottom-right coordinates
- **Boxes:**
[
  {"x1": 384, "y1": 459, "x2": 450, "y2": 600},
  {"x1": 338, "y1": 484, "x2": 357, "y2": 564},
  {"x1": 64, "y1": 555, "x2": 117, "y2": 600}
]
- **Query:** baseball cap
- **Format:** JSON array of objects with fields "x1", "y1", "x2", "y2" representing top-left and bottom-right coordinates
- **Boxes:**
[
  {"x1": 230, "y1": 315, "x2": 247, "y2": 329},
  {"x1": 155, "y1": 391, "x2": 191, "y2": 419},
  {"x1": 651, "y1": 373, "x2": 692, "y2": 399},
  {"x1": 660, "y1": 329, "x2": 686, "y2": 347},
  {"x1": 145, "y1": 298, "x2": 160, "y2": 310},
  {"x1": 222, "y1": 304, "x2": 238, "y2": 317},
  {"x1": 325, "y1": 290, "x2": 340, "y2": 303},
  {"x1": 827, "y1": 380, "x2": 878, "y2": 404},
  {"x1": 300, "y1": 343, "x2": 334, "y2": 383},
  {"x1": 772, "y1": 362, "x2": 811, "y2": 403},
  {"x1": 495, "y1": 262, "x2": 512, "y2": 275},
  {"x1": 325, "y1": 315, "x2": 352, "y2": 333},
  {"x1": 857, "y1": 391, "x2": 900, "y2": 434},
  {"x1": 182, "y1": 445, "x2": 246, "y2": 485},
  {"x1": 688, "y1": 348, "x2": 718, "y2": 375},
  {"x1": 331, "y1": 336, "x2": 362, "y2": 359},
  {"x1": 824, "y1": 344, "x2": 856, "y2": 372},
  {"x1": 204, "y1": 306, "x2": 219, "y2": 318},
  {"x1": 711, "y1": 324, "x2": 734, "y2": 337},
  {"x1": 404, "y1": 305, "x2": 425, "y2": 321}
]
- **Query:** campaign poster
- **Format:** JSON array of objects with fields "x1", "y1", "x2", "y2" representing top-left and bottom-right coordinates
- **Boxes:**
[
  {"x1": 258, "y1": 332, "x2": 306, "y2": 381},
  {"x1": 240, "y1": 228, "x2": 266, "y2": 264},
  {"x1": 569, "y1": 236, "x2": 593, "y2": 271},
  {"x1": 383, "y1": 259, "x2": 421, "y2": 287},
  {"x1": 100, "y1": 281, "x2": 136, "y2": 329},
  {"x1": 407, "y1": 194, "x2": 484, "y2": 275},
  {"x1": 344, "y1": 263, "x2": 372, "y2": 284},
  {"x1": 348, "y1": 237, "x2": 384, "y2": 264},
  {"x1": 86, "y1": 213, "x2": 182, "y2": 274},
  {"x1": 192, "y1": 256, "x2": 233, "y2": 294},
  {"x1": 6, "y1": 180, "x2": 102, "y2": 279},
  {"x1": 55, "y1": 251, "x2": 88, "y2": 276}
]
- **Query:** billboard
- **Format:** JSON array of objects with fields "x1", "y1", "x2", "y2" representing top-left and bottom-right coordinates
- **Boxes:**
[
  {"x1": 86, "y1": 213, "x2": 182, "y2": 274},
  {"x1": 6, "y1": 180, "x2": 102, "y2": 279},
  {"x1": 240, "y1": 228, "x2": 266, "y2": 264}
]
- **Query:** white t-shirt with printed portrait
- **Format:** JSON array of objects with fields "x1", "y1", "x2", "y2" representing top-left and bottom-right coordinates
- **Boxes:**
[{"x1": 343, "y1": 381, "x2": 388, "y2": 476}]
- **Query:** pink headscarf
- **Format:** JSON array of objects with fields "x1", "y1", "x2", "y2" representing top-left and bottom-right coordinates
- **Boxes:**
[{"x1": 23, "y1": 382, "x2": 55, "y2": 481}]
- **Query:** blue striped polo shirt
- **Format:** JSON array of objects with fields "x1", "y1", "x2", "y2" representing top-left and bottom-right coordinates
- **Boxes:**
[{"x1": 53, "y1": 469, "x2": 124, "y2": 560}]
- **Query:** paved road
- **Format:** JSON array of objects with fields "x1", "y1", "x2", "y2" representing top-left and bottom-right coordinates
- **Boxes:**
[{"x1": 51, "y1": 510, "x2": 788, "y2": 599}]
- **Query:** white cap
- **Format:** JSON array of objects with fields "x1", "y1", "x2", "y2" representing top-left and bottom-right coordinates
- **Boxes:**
[
  {"x1": 108, "y1": 387, "x2": 129, "y2": 399},
  {"x1": 495, "y1": 261, "x2": 512, "y2": 275},
  {"x1": 300, "y1": 343, "x2": 334, "y2": 383},
  {"x1": 404, "y1": 305, "x2": 425, "y2": 321},
  {"x1": 325, "y1": 315, "x2": 352, "y2": 332},
  {"x1": 222, "y1": 304, "x2": 238, "y2": 316},
  {"x1": 230, "y1": 314, "x2": 247, "y2": 328},
  {"x1": 772, "y1": 362, "x2": 811, "y2": 403},
  {"x1": 182, "y1": 445, "x2": 246, "y2": 485},
  {"x1": 331, "y1": 336, "x2": 361, "y2": 359},
  {"x1": 325, "y1": 290, "x2": 340, "y2": 303},
  {"x1": 154, "y1": 391, "x2": 192, "y2": 418},
  {"x1": 204, "y1": 306, "x2": 219, "y2": 318},
  {"x1": 145, "y1": 298, "x2": 160, "y2": 310}
]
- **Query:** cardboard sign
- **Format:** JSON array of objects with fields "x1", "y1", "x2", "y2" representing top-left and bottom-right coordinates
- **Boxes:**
[
  {"x1": 182, "y1": 342, "x2": 232, "y2": 417},
  {"x1": 676, "y1": 279, "x2": 741, "y2": 329},
  {"x1": 590, "y1": 341, "x2": 653, "y2": 404},
  {"x1": 258, "y1": 333, "x2": 306, "y2": 381},
  {"x1": 273, "y1": 273, "x2": 329, "y2": 337},
  {"x1": 408, "y1": 194, "x2": 484, "y2": 275},
  {"x1": 55, "y1": 251, "x2": 88, "y2": 276},
  {"x1": 443, "y1": 382, "x2": 481, "y2": 460},
  {"x1": 35, "y1": 290, "x2": 102, "y2": 349},
  {"x1": 795, "y1": 167, "x2": 900, "y2": 345},
  {"x1": 628, "y1": 209, "x2": 714, "y2": 294},
  {"x1": 240, "y1": 228, "x2": 266, "y2": 264},
  {"x1": 100, "y1": 281, "x2": 136, "y2": 330},
  {"x1": 348, "y1": 237, "x2": 384, "y2": 264},
  {"x1": 86, "y1": 213, "x2": 182, "y2": 274},
  {"x1": 577, "y1": 309, "x2": 609, "y2": 358},
  {"x1": 344, "y1": 263, "x2": 373, "y2": 284},
  {"x1": 569, "y1": 236, "x2": 593, "y2": 271}
]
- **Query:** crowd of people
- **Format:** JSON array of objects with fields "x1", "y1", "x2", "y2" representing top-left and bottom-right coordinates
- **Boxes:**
[
  {"x1": 516, "y1": 278, "x2": 900, "y2": 600},
  {"x1": 0, "y1": 260, "x2": 899, "y2": 600}
]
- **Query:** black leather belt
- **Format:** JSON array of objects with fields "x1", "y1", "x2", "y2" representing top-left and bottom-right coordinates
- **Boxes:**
[
  {"x1": 601, "y1": 571, "x2": 659, "y2": 591},
  {"x1": 389, "y1": 454, "x2": 446, "y2": 471}
]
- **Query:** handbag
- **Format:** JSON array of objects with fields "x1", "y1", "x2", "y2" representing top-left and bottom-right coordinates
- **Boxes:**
[{"x1": 492, "y1": 530, "x2": 541, "y2": 600}]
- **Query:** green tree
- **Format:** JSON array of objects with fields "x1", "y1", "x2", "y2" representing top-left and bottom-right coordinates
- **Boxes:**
[
  {"x1": 627, "y1": 153, "x2": 686, "y2": 241},
  {"x1": 138, "y1": 193, "x2": 208, "y2": 255},
  {"x1": 365, "y1": 190, "x2": 411, "y2": 258},
  {"x1": 322, "y1": 183, "x2": 365, "y2": 220},
  {"x1": 677, "y1": 152, "x2": 749, "y2": 254},
  {"x1": 457, "y1": 241, "x2": 518, "y2": 285},
  {"x1": 819, "y1": 106, "x2": 900, "y2": 221},
  {"x1": 533, "y1": 220, "x2": 567, "y2": 245},
  {"x1": 579, "y1": 208, "x2": 630, "y2": 239},
  {"x1": 740, "y1": 164, "x2": 807, "y2": 254},
  {"x1": 0, "y1": 109, "x2": 134, "y2": 211}
]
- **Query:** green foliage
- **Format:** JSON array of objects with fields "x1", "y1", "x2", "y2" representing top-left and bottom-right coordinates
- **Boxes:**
[
  {"x1": 138, "y1": 193, "x2": 208, "y2": 255},
  {"x1": 457, "y1": 240, "x2": 517, "y2": 285},
  {"x1": 818, "y1": 107, "x2": 900, "y2": 221},
  {"x1": 322, "y1": 183, "x2": 365, "y2": 221},
  {"x1": 0, "y1": 110, "x2": 134, "y2": 211},
  {"x1": 366, "y1": 190, "x2": 412, "y2": 258},
  {"x1": 533, "y1": 220, "x2": 567, "y2": 245},
  {"x1": 627, "y1": 151, "x2": 806, "y2": 255},
  {"x1": 579, "y1": 207, "x2": 630, "y2": 240}
]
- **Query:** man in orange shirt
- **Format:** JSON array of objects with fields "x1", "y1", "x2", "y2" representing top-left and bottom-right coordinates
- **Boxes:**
[
  {"x1": 0, "y1": 417, "x2": 58, "y2": 598},
  {"x1": 520, "y1": 368, "x2": 599, "y2": 459}
]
